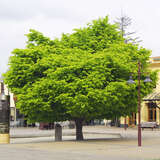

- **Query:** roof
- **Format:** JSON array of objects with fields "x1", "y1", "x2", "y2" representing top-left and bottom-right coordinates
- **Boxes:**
[
  {"x1": 150, "y1": 57, "x2": 160, "y2": 63},
  {"x1": 143, "y1": 91, "x2": 160, "y2": 101},
  {"x1": 152, "y1": 56, "x2": 160, "y2": 59}
]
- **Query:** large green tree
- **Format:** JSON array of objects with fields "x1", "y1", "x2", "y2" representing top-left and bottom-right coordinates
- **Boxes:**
[{"x1": 4, "y1": 16, "x2": 157, "y2": 140}]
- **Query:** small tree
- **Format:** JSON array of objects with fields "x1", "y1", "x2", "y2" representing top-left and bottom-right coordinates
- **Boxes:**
[{"x1": 115, "y1": 14, "x2": 141, "y2": 44}]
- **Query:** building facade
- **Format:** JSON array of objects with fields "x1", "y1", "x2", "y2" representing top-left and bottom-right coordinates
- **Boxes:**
[
  {"x1": 120, "y1": 56, "x2": 160, "y2": 127},
  {"x1": 0, "y1": 81, "x2": 18, "y2": 123}
]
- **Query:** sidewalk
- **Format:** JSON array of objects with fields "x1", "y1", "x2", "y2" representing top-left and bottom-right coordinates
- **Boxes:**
[{"x1": 1, "y1": 126, "x2": 160, "y2": 160}]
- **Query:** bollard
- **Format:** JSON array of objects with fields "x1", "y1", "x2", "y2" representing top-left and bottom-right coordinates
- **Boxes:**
[
  {"x1": 0, "y1": 133, "x2": 10, "y2": 144},
  {"x1": 55, "y1": 124, "x2": 62, "y2": 141}
]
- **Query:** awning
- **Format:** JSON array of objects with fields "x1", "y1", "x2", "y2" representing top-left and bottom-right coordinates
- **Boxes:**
[
  {"x1": 143, "y1": 91, "x2": 160, "y2": 109},
  {"x1": 143, "y1": 91, "x2": 160, "y2": 102}
]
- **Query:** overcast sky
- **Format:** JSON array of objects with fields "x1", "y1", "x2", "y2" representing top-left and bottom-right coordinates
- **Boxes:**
[{"x1": 0, "y1": 0, "x2": 160, "y2": 73}]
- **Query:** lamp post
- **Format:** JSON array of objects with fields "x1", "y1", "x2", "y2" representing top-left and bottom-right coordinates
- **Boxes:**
[{"x1": 127, "y1": 61, "x2": 152, "y2": 147}]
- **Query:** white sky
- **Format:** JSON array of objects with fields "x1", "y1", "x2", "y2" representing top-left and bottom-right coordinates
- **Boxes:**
[{"x1": 0, "y1": 0, "x2": 160, "y2": 73}]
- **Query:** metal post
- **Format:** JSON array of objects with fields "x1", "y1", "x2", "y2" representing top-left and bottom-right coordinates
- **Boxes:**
[
  {"x1": 124, "y1": 117, "x2": 127, "y2": 130},
  {"x1": 138, "y1": 61, "x2": 141, "y2": 147}
]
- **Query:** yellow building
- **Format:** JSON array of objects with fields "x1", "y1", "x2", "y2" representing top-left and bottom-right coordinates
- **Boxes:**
[{"x1": 120, "y1": 56, "x2": 160, "y2": 127}]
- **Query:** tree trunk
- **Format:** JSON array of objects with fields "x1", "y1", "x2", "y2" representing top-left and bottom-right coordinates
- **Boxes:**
[{"x1": 75, "y1": 118, "x2": 83, "y2": 141}]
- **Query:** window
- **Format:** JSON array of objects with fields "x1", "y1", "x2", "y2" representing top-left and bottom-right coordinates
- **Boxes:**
[{"x1": 148, "y1": 102, "x2": 157, "y2": 122}]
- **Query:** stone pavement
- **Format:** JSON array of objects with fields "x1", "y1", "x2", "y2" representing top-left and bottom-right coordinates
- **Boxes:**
[{"x1": 0, "y1": 126, "x2": 160, "y2": 160}]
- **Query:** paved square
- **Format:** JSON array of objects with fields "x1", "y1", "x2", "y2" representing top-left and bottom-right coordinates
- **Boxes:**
[{"x1": 0, "y1": 126, "x2": 160, "y2": 160}]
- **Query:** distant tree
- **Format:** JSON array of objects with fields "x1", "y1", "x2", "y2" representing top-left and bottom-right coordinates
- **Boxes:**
[
  {"x1": 115, "y1": 14, "x2": 141, "y2": 44},
  {"x1": 4, "y1": 16, "x2": 157, "y2": 140}
]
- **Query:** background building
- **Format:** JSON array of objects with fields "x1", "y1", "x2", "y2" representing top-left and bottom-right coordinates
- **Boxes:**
[
  {"x1": 0, "y1": 81, "x2": 23, "y2": 127},
  {"x1": 120, "y1": 56, "x2": 160, "y2": 127}
]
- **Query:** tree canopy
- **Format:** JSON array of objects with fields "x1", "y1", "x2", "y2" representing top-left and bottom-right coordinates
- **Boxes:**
[{"x1": 4, "y1": 16, "x2": 157, "y2": 140}]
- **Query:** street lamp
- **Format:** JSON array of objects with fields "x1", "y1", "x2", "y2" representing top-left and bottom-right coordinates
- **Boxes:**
[{"x1": 127, "y1": 61, "x2": 152, "y2": 147}]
